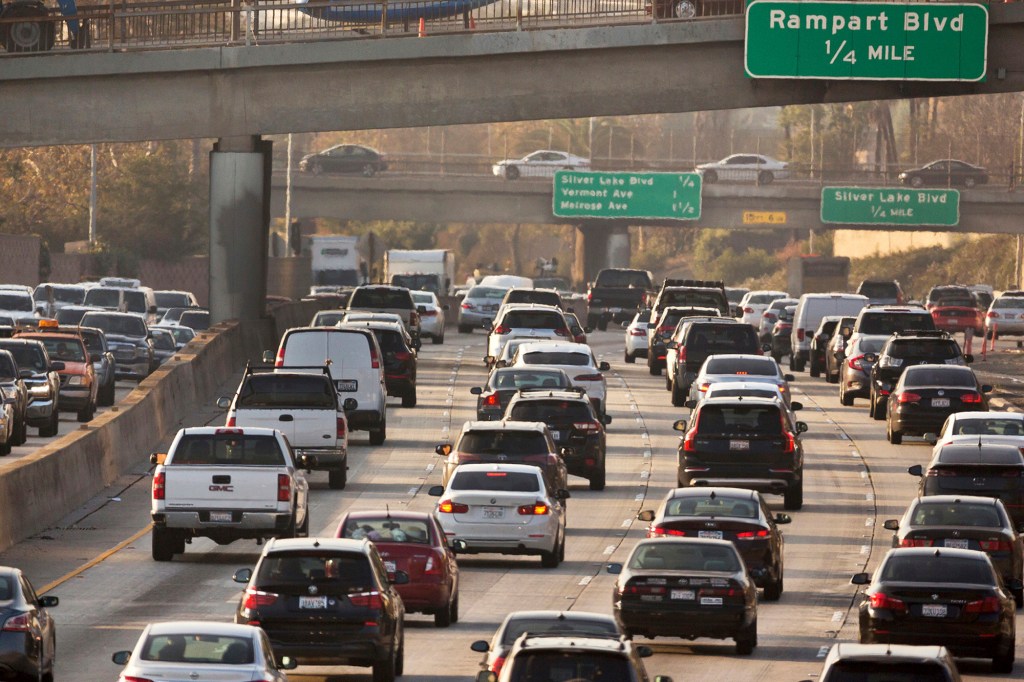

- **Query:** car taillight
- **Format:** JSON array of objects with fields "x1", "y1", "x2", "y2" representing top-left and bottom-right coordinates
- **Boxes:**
[
  {"x1": 847, "y1": 354, "x2": 867, "y2": 371},
  {"x1": 410, "y1": 311, "x2": 419, "y2": 326},
  {"x1": 574, "y1": 373, "x2": 603, "y2": 382},
  {"x1": 658, "y1": 325, "x2": 673, "y2": 334},
  {"x1": 421, "y1": 309, "x2": 438, "y2": 317},
  {"x1": 554, "y1": 327, "x2": 570, "y2": 337},
  {"x1": 649, "y1": 526, "x2": 687, "y2": 537},
  {"x1": 796, "y1": 328, "x2": 805, "y2": 341},
  {"x1": 677, "y1": 347, "x2": 686, "y2": 361},
  {"x1": 979, "y1": 539, "x2": 1013, "y2": 551},
  {"x1": 461, "y1": 302, "x2": 474, "y2": 310},
  {"x1": 493, "y1": 325, "x2": 510, "y2": 335},
  {"x1": 349, "y1": 590, "x2": 383, "y2": 608},
  {"x1": 683, "y1": 411, "x2": 700, "y2": 452},
  {"x1": 960, "y1": 392, "x2": 983, "y2": 404},
  {"x1": 736, "y1": 530, "x2": 770, "y2": 539},
  {"x1": 964, "y1": 596, "x2": 1002, "y2": 614},
  {"x1": 394, "y1": 351, "x2": 412, "y2": 362},
  {"x1": 123, "y1": 678, "x2": 155, "y2": 682},
  {"x1": 988, "y1": 311, "x2": 999, "y2": 318},
  {"x1": 483, "y1": 393, "x2": 501, "y2": 407},
  {"x1": 241, "y1": 588, "x2": 278, "y2": 611},
  {"x1": 743, "y1": 306, "x2": 754, "y2": 314},
  {"x1": 925, "y1": 468, "x2": 957, "y2": 477},
  {"x1": 623, "y1": 583, "x2": 667, "y2": 596},
  {"x1": 573, "y1": 421, "x2": 602, "y2": 432},
  {"x1": 439, "y1": 500, "x2": 469, "y2": 514},
  {"x1": 336, "y1": 416, "x2": 346, "y2": 439},
  {"x1": 899, "y1": 538, "x2": 934, "y2": 547},
  {"x1": 629, "y1": 328, "x2": 647, "y2": 336},
  {"x1": 226, "y1": 415, "x2": 236, "y2": 427},
  {"x1": 152, "y1": 471, "x2": 165, "y2": 500},
  {"x1": 1, "y1": 613, "x2": 30, "y2": 632},
  {"x1": 424, "y1": 552, "x2": 443, "y2": 575},
  {"x1": 699, "y1": 586, "x2": 741, "y2": 599},
  {"x1": 869, "y1": 593, "x2": 907, "y2": 613},
  {"x1": 274, "y1": 346, "x2": 285, "y2": 368},
  {"x1": 897, "y1": 392, "x2": 921, "y2": 404},
  {"x1": 518, "y1": 502, "x2": 550, "y2": 515},
  {"x1": 587, "y1": 291, "x2": 593, "y2": 303},
  {"x1": 492, "y1": 655, "x2": 507, "y2": 675},
  {"x1": 277, "y1": 474, "x2": 291, "y2": 502},
  {"x1": 369, "y1": 343, "x2": 380, "y2": 370},
  {"x1": 698, "y1": 382, "x2": 711, "y2": 393}
]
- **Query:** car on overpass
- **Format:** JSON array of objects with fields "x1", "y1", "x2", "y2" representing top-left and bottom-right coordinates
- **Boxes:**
[
  {"x1": 695, "y1": 153, "x2": 789, "y2": 185},
  {"x1": 492, "y1": 150, "x2": 589, "y2": 180},
  {"x1": 898, "y1": 159, "x2": 988, "y2": 189},
  {"x1": 299, "y1": 143, "x2": 388, "y2": 177}
]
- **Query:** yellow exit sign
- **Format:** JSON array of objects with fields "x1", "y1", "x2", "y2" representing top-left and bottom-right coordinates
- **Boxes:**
[{"x1": 743, "y1": 211, "x2": 788, "y2": 224}]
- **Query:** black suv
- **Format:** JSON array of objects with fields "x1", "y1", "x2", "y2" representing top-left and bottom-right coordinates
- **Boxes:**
[
  {"x1": 647, "y1": 306, "x2": 719, "y2": 375},
  {"x1": 650, "y1": 279, "x2": 730, "y2": 319},
  {"x1": 910, "y1": 443, "x2": 1024, "y2": 527},
  {"x1": 505, "y1": 387, "x2": 611, "y2": 491},
  {"x1": 232, "y1": 537, "x2": 406, "y2": 679},
  {"x1": 668, "y1": 319, "x2": 760, "y2": 398},
  {"x1": 341, "y1": 320, "x2": 418, "y2": 408},
  {"x1": 0, "y1": 339, "x2": 62, "y2": 437},
  {"x1": 869, "y1": 330, "x2": 969, "y2": 420},
  {"x1": 674, "y1": 397, "x2": 807, "y2": 510}
]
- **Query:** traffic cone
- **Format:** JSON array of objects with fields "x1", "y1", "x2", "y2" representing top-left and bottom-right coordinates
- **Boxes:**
[
  {"x1": 469, "y1": 15, "x2": 476, "y2": 28},
  {"x1": 418, "y1": 17, "x2": 425, "y2": 36}
]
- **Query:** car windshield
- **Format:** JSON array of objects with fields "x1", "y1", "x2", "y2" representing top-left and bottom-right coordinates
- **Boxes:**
[
  {"x1": 36, "y1": 338, "x2": 86, "y2": 363},
  {"x1": 0, "y1": 294, "x2": 32, "y2": 312},
  {"x1": 824, "y1": 661, "x2": 951, "y2": 681},
  {"x1": 255, "y1": 551, "x2": 374, "y2": 591},
  {"x1": 852, "y1": 338, "x2": 885, "y2": 354},
  {"x1": 520, "y1": 352, "x2": 590, "y2": 366},
  {"x1": 164, "y1": 327, "x2": 195, "y2": 345},
  {"x1": 152, "y1": 332, "x2": 176, "y2": 351},
  {"x1": 458, "y1": 431, "x2": 549, "y2": 455},
  {"x1": 595, "y1": 270, "x2": 650, "y2": 288},
  {"x1": 339, "y1": 518, "x2": 431, "y2": 544},
  {"x1": 696, "y1": 405, "x2": 782, "y2": 435},
  {"x1": 628, "y1": 542, "x2": 741, "y2": 572},
  {"x1": 901, "y1": 367, "x2": 976, "y2": 388},
  {"x1": 501, "y1": 617, "x2": 618, "y2": 646},
  {"x1": 0, "y1": 575, "x2": 13, "y2": 602},
  {"x1": 450, "y1": 470, "x2": 541, "y2": 492},
  {"x1": 0, "y1": 345, "x2": 47, "y2": 372},
  {"x1": 467, "y1": 287, "x2": 506, "y2": 300},
  {"x1": 172, "y1": 434, "x2": 284, "y2": 466},
  {"x1": 507, "y1": 651, "x2": 633, "y2": 681},
  {"x1": 350, "y1": 289, "x2": 411, "y2": 308},
  {"x1": 509, "y1": 401, "x2": 592, "y2": 421},
  {"x1": 0, "y1": 353, "x2": 17, "y2": 378},
  {"x1": 237, "y1": 374, "x2": 336, "y2": 409},
  {"x1": 888, "y1": 341, "x2": 960, "y2": 360},
  {"x1": 80, "y1": 314, "x2": 147, "y2": 337},
  {"x1": 704, "y1": 358, "x2": 777, "y2": 376},
  {"x1": 665, "y1": 495, "x2": 759, "y2": 519},
  {"x1": 880, "y1": 556, "x2": 993, "y2": 584},
  {"x1": 951, "y1": 418, "x2": 1024, "y2": 436},
  {"x1": 858, "y1": 313, "x2": 934, "y2": 335},
  {"x1": 489, "y1": 370, "x2": 568, "y2": 390},
  {"x1": 686, "y1": 325, "x2": 758, "y2": 354},
  {"x1": 140, "y1": 634, "x2": 253, "y2": 665},
  {"x1": 911, "y1": 502, "x2": 1002, "y2": 527}
]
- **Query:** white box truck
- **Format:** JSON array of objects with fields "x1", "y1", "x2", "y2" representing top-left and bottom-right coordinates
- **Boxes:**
[
  {"x1": 384, "y1": 249, "x2": 455, "y2": 295},
  {"x1": 311, "y1": 235, "x2": 363, "y2": 286}
]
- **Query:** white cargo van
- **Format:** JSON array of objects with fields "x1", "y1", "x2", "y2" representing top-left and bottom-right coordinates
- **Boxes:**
[
  {"x1": 789, "y1": 293, "x2": 868, "y2": 371},
  {"x1": 271, "y1": 327, "x2": 388, "y2": 445}
]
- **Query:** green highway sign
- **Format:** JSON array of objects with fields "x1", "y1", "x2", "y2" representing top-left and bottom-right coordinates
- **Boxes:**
[
  {"x1": 745, "y1": 1, "x2": 988, "y2": 81},
  {"x1": 553, "y1": 171, "x2": 701, "y2": 220},
  {"x1": 820, "y1": 187, "x2": 960, "y2": 226}
]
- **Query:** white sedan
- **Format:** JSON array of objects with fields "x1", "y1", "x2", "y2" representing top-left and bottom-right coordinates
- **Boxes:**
[
  {"x1": 492, "y1": 150, "x2": 590, "y2": 180},
  {"x1": 623, "y1": 310, "x2": 652, "y2": 364},
  {"x1": 510, "y1": 340, "x2": 609, "y2": 417},
  {"x1": 428, "y1": 462, "x2": 568, "y2": 568},
  {"x1": 112, "y1": 621, "x2": 295, "y2": 681},
  {"x1": 412, "y1": 290, "x2": 447, "y2": 344},
  {"x1": 696, "y1": 154, "x2": 789, "y2": 184}
]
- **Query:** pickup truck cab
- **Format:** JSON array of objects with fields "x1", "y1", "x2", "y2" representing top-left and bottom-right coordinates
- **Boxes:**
[
  {"x1": 150, "y1": 427, "x2": 313, "y2": 561},
  {"x1": 586, "y1": 268, "x2": 654, "y2": 331},
  {"x1": 219, "y1": 366, "x2": 353, "y2": 490}
]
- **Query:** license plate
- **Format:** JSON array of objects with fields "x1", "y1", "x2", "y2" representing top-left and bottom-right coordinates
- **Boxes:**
[
  {"x1": 483, "y1": 507, "x2": 504, "y2": 519},
  {"x1": 922, "y1": 603, "x2": 947, "y2": 617},
  {"x1": 699, "y1": 530, "x2": 723, "y2": 539},
  {"x1": 671, "y1": 589, "x2": 695, "y2": 600},
  {"x1": 730, "y1": 440, "x2": 750, "y2": 451},
  {"x1": 609, "y1": 307, "x2": 622, "y2": 313},
  {"x1": 209, "y1": 511, "x2": 232, "y2": 523},
  {"x1": 931, "y1": 398, "x2": 950, "y2": 408},
  {"x1": 551, "y1": 431, "x2": 563, "y2": 441},
  {"x1": 384, "y1": 560, "x2": 396, "y2": 573},
  {"x1": 299, "y1": 596, "x2": 328, "y2": 609},
  {"x1": 943, "y1": 539, "x2": 969, "y2": 549},
  {"x1": 335, "y1": 379, "x2": 358, "y2": 392},
  {"x1": 700, "y1": 597, "x2": 723, "y2": 606}
]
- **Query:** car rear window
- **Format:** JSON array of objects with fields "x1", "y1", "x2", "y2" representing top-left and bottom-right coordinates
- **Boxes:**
[
  {"x1": 140, "y1": 634, "x2": 253, "y2": 665},
  {"x1": 704, "y1": 357, "x2": 777, "y2": 376},
  {"x1": 661, "y1": 290, "x2": 726, "y2": 311},
  {"x1": 55, "y1": 308, "x2": 90, "y2": 325},
  {"x1": 934, "y1": 296, "x2": 976, "y2": 308},
  {"x1": 238, "y1": 374, "x2": 336, "y2": 409},
  {"x1": 911, "y1": 502, "x2": 1002, "y2": 527},
  {"x1": 628, "y1": 542, "x2": 741, "y2": 572},
  {"x1": 852, "y1": 338, "x2": 885, "y2": 354},
  {"x1": 665, "y1": 495, "x2": 758, "y2": 519},
  {"x1": 749, "y1": 293, "x2": 784, "y2": 305},
  {"x1": 339, "y1": 518, "x2": 431, "y2": 544},
  {"x1": 152, "y1": 332, "x2": 176, "y2": 351},
  {"x1": 458, "y1": 430, "x2": 549, "y2": 455},
  {"x1": 371, "y1": 329, "x2": 407, "y2": 353},
  {"x1": 696, "y1": 405, "x2": 782, "y2": 435},
  {"x1": 887, "y1": 340, "x2": 960, "y2": 360},
  {"x1": 936, "y1": 446, "x2": 1024, "y2": 466},
  {"x1": 172, "y1": 434, "x2": 285, "y2": 466},
  {"x1": 0, "y1": 352, "x2": 16, "y2": 378},
  {"x1": 508, "y1": 651, "x2": 634, "y2": 682},
  {"x1": 993, "y1": 297, "x2": 1024, "y2": 310},
  {"x1": 489, "y1": 370, "x2": 569, "y2": 390},
  {"x1": 154, "y1": 292, "x2": 193, "y2": 308},
  {"x1": 178, "y1": 311, "x2": 209, "y2": 330},
  {"x1": 256, "y1": 551, "x2": 374, "y2": 591},
  {"x1": 706, "y1": 388, "x2": 778, "y2": 400},
  {"x1": 857, "y1": 312, "x2": 935, "y2": 335},
  {"x1": 880, "y1": 556, "x2": 994, "y2": 584},
  {"x1": 503, "y1": 311, "x2": 564, "y2": 329},
  {"x1": 857, "y1": 281, "x2": 900, "y2": 298},
  {"x1": 595, "y1": 270, "x2": 651, "y2": 288},
  {"x1": 450, "y1": 470, "x2": 541, "y2": 492},
  {"x1": 824, "y1": 661, "x2": 951, "y2": 682},
  {"x1": 685, "y1": 325, "x2": 758, "y2": 354},
  {"x1": 391, "y1": 274, "x2": 439, "y2": 293},
  {"x1": 350, "y1": 288, "x2": 412, "y2": 309},
  {"x1": 501, "y1": 617, "x2": 619, "y2": 646},
  {"x1": 508, "y1": 401, "x2": 592, "y2": 422},
  {"x1": 312, "y1": 312, "x2": 347, "y2": 327},
  {"x1": 950, "y1": 418, "x2": 1024, "y2": 436},
  {"x1": 901, "y1": 366, "x2": 976, "y2": 387},
  {"x1": 467, "y1": 287, "x2": 506, "y2": 300},
  {"x1": 520, "y1": 351, "x2": 590, "y2": 366},
  {"x1": 506, "y1": 291, "x2": 561, "y2": 307}
]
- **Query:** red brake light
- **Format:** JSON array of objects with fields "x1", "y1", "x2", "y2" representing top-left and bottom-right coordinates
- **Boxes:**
[
  {"x1": 369, "y1": 343, "x2": 380, "y2": 370},
  {"x1": 241, "y1": 588, "x2": 278, "y2": 611},
  {"x1": 483, "y1": 393, "x2": 500, "y2": 406},
  {"x1": 869, "y1": 592, "x2": 907, "y2": 613},
  {"x1": 123, "y1": 678, "x2": 156, "y2": 682},
  {"x1": 421, "y1": 309, "x2": 438, "y2": 317},
  {"x1": 897, "y1": 392, "x2": 921, "y2": 404},
  {"x1": 960, "y1": 392, "x2": 983, "y2": 404},
  {"x1": 349, "y1": 590, "x2": 383, "y2": 608},
  {"x1": 492, "y1": 655, "x2": 507, "y2": 675},
  {"x1": 518, "y1": 502, "x2": 550, "y2": 515},
  {"x1": 554, "y1": 327, "x2": 571, "y2": 337},
  {"x1": 965, "y1": 596, "x2": 1002, "y2": 614},
  {"x1": 277, "y1": 474, "x2": 291, "y2": 502},
  {"x1": 683, "y1": 411, "x2": 700, "y2": 452},
  {"x1": 979, "y1": 539, "x2": 1013, "y2": 551},
  {"x1": 393, "y1": 351, "x2": 412, "y2": 362},
  {"x1": 988, "y1": 311, "x2": 999, "y2": 318},
  {"x1": 649, "y1": 526, "x2": 687, "y2": 537},
  {"x1": 629, "y1": 328, "x2": 647, "y2": 336},
  {"x1": 461, "y1": 302, "x2": 474, "y2": 310},
  {"x1": 152, "y1": 471, "x2": 165, "y2": 500},
  {"x1": 926, "y1": 468, "x2": 958, "y2": 477},
  {"x1": 735, "y1": 529, "x2": 770, "y2": 539},
  {"x1": 658, "y1": 325, "x2": 674, "y2": 333},
  {"x1": 574, "y1": 373, "x2": 603, "y2": 382},
  {"x1": 336, "y1": 416, "x2": 346, "y2": 439},
  {"x1": 572, "y1": 421, "x2": 602, "y2": 432},
  {"x1": 899, "y1": 538, "x2": 934, "y2": 547},
  {"x1": 1, "y1": 613, "x2": 30, "y2": 632},
  {"x1": 275, "y1": 346, "x2": 285, "y2": 368},
  {"x1": 226, "y1": 416, "x2": 237, "y2": 427},
  {"x1": 847, "y1": 354, "x2": 866, "y2": 371},
  {"x1": 493, "y1": 325, "x2": 510, "y2": 335},
  {"x1": 439, "y1": 500, "x2": 469, "y2": 513},
  {"x1": 796, "y1": 328, "x2": 805, "y2": 341},
  {"x1": 743, "y1": 306, "x2": 754, "y2": 314}
]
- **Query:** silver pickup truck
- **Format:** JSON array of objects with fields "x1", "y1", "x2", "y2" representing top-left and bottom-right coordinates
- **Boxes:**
[
  {"x1": 218, "y1": 366, "x2": 354, "y2": 490},
  {"x1": 150, "y1": 426, "x2": 313, "y2": 561}
]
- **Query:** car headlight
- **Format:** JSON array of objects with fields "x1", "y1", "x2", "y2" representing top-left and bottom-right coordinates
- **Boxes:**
[
  {"x1": 135, "y1": 347, "x2": 149, "y2": 358},
  {"x1": 68, "y1": 376, "x2": 85, "y2": 386},
  {"x1": 28, "y1": 385, "x2": 49, "y2": 398}
]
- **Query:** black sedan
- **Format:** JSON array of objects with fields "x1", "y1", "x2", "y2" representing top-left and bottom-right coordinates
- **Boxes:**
[
  {"x1": 0, "y1": 566, "x2": 58, "y2": 682},
  {"x1": 0, "y1": 349, "x2": 27, "y2": 446},
  {"x1": 886, "y1": 364, "x2": 991, "y2": 444},
  {"x1": 898, "y1": 159, "x2": 989, "y2": 189},
  {"x1": 853, "y1": 547, "x2": 1017, "y2": 672},
  {"x1": 469, "y1": 367, "x2": 572, "y2": 421},
  {"x1": 884, "y1": 495, "x2": 1024, "y2": 604},
  {"x1": 299, "y1": 144, "x2": 387, "y2": 177},
  {"x1": 637, "y1": 487, "x2": 790, "y2": 601},
  {"x1": 607, "y1": 537, "x2": 758, "y2": 654}
]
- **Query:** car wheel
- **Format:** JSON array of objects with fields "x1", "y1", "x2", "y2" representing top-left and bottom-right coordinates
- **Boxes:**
[
  {"x1": 505, "y1": 165, "x2": 520, "y2": 180},
  {"x1": 402, "y1": 388, "x2": 417, "y2": 408},
  {"x1": 451, "y1": 591, "x2": 460, "y2": 623},
  {"x1": 372, "y1": 643, "x2": 398, "y2": 682},
  {"x1": 671, "y1": 378, "x2": 686, "y2": 407},
  {"x1": 827, "y1": 369, "x2": 839, "y2": 385},
  {"x1": 809, "y1": 360, "x2": 820, "y2": 378},
  {"x1": 791, "y1": 354, "x2": 804, "y2": 372},
  {"x1": 13, "y1": 418, "x2": 27, "y2": 446},
  {"x1": 328, "y1": 467, "x2": 347, "y2": 490},
  {"x1": 910, "y1": 175, "x2": 924, "y2": 188},
  {"x1": 763, "y1": 573, "x2": 783, "y2": 601},
  {"x1": 735, "y1": 617, "x2": 757, "y2": 655},
  {"x1": 1013, "y1": 586, "x2": 1023, "y2": 607},
  {"x1": 624, "y1": 350, "x2": 635, "y2": 364},
  {"x1": 310, "y1": 161, "x2": 323, "y2": 176},
  {"x1": 840, "y1": 388, "x2": 854, "y2": 406},
  {"x1": 993, "y1": 636, "x2": 1015, "y2": 673},
  {"x1": 589, "y1": 467, "x2": 606, "y2": 491},
  {"x1": 40, "y1": 410, "x2": 59, "y2": 438},
  {"x1": 597, "y1": 318, "x2": 608, "y2": 331},
  {"x1": 783, "y1": 479, "x2": 803, "y2": 510},
  {"x1": 874, "y1": 398, "x2": 887, "y2": 421},
  {"x1": 541, "y1": 539, "x2": 561, "y2": 568},
  {"x1": 673, "y1": 0, "x2": 697, "y2": 17},
  {"x1": 648, "y1": 359, "x2": 660, "y2": 376},
  {"x1": 297, "y1": 509, "x2": 310, "y2": 537},
  {"x1": 395, "y1": 636, "x2": 404, "y2": 677},
  {"x1": 965, "y1": 176, "x2": 977, "y2": 189},
  {"x1": 434, "y1": 600, "x2": 453, "y2": 628},
  {"x1": 76, "y1": 402, "x2": 95, "y2": 423},
  {"x1": 703, "y1": 169, "x2": 718, "y2": 184},
  {"x1": 432, "y1": 333, "x2": 444, "y2": 345},
  {"x1": 758, "y1": 170, "x2": 775, "y2": 185},
  {"x1": 887, "y1": 421, "x2": 903, "y2": 445},
  {"x1": 151, "y1": 527, "x2": 182, "y2": 562},
  {"x1": 99, "y1": 380, "x2": 116, "y2": 407},
  {"x1": 369, "y1": 416, "x2": 387, "y2": 445},
  {"x1": 665, "y1": 374, "x2": 672, "y2": 391},
  {"x1": 0, "y1": 441, "x2": 9, "y2": 456},
  {"x1": 362, "y1": 163, "x2": 377, "y2": 177}
]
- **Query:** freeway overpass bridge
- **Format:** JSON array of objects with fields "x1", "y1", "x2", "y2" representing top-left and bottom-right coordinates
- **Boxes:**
[{"x1": 1, "y1": 4, "x2": 1023, "y2": 318}]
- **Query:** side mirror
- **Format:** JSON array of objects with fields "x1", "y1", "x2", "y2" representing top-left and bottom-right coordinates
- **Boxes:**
[
  {"x1": 982, "y1": 384, "x2": 993, "y2": 394},
  {"x1": 261, "y1": 350, "x2": 275, "y2": 363},
  {"x1": 150, "y1": 452, "x2": 167, "y2": 465},
  {"x1": 851, "y1": 572, "x2": 870, "y2": 585},
  {"x1": 428, "y1": 485, "x2": 445, "y2": 497},
  {"x1": 603, "y1": 414, "x2": 612, "y2": 425},
  {"x1": 790, "y1": 401, "x2": 803, "y2": 411},
  {"x1": 412, "y1": 338, "x2": 422, "y2": 351},
  {"x1": 761, "y1": 343, "x2": 772, "y2": 353},
  {"x1": 390, "y1": 569, "x2": 410, "y2": 585},
  {"x1": 584, "y1": 326, "x2": 594, "y2": 334},
  {"x1": 232, "y1": 568, "x2": 253, "y2": 584},
  {"x1": 908, "y1": 464, "x2": 923, "y2": 477},
  {"x1": 470, "y1": 386, "x2": 483, "y2": 395},
  {"x1": 1017, "y1": 522, "x2": 1024, "y2": 534},
  {"x1": 1009, "y1": 578, "x2": 1024, "y2": 592},
  {"x1": 783, "y1": 374, "x2": 795, "y2": 381},
  {"x1": 882, "y1": 519, "x2": 899, "y2": 531},
  {"x1": 749, "y1": 567, "x2": 767, "y2": 579},
  {"x1": 148, "y1": 305, "x2": 158, "y2": 314},
  {"x1": 598, "y1": 361, "x2": 610, "y2": 371},
  {"x1": 654, "y1": 677, "x2": 674, "y2": 682},
  {"x1": 965, "y1": 353, "x2": 974, "y2": 363},
  {"x1": 452, "y1": 538, "x2": 468, "y2": 551},
  {"x1": 637, "y1": 510, "x2": 655, "y2": 522},
  {"x1": 673, "y1": 419, "x2": 688, "y2": 432},
  {"x1": 484, "y1": 321, "x2": 494, "y2": 331},
  {"x1": 606, "y1": 562, "x2": 623, "y2": 575},
  {"x1": 39, "y1": 595, "x2": 58, "y2": 607},
  {"x1": 923, "y1": 432, "x2": 938, "y2": 445},
  {"x1": 774, "y1": 513, "x2": 792, "y2": 524},
  {"x1": 684, "y1": 399, "x2": 697, "y2": 409},
  {"x1": 795, "y1": 421, "x2": 808, "y2": 433},
  {"x1": 279, "y1": 656, "x2": 298, "y2": 670},
  {"x1": 111, "y1": 651, "x2": 132, "y2": 665},
  {"x1": 435, "y1": 443, "x2": 452, "y2": 457},
  {"x1": 864, "y1": 353, "x2": 878, "y2": 363},
  {"x1": 470, "y1": 640, "x2": 490, "y2": 653},
  {"x1": 636, "y1": 645, "x2": 654, "y2": 658},
  {"x1": 559, "y1": 446, "x2": 575, "y2": 458},
  {"x1": 495, "y1": 360, "x2": 507, "y2": 369},
  {"x1": 476, "y1": 673, "x2": 498, "y2": 682},
  {"x1": 50, "y1": 361, "x2": 65, "y2": 372},
  {"x1": 343, "y1": 398, "x2": 358, "y2": 411},
  {"x1": 216, "y1": 396, "x2": 232, "y2": 409}
]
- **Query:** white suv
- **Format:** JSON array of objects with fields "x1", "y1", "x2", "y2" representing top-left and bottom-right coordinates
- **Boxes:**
[
  {"x1": 486, "y1": 303, "x2": 571, "y2": 365},
  {"x1": 510, "y1": 341, "x2": 610, "y2": 417}
]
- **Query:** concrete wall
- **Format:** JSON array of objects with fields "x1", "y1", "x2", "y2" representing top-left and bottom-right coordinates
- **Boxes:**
[
  {"x1": 0, "y1": 234, "x2": 40, "y2": 285},
  {"x1": 0, "y1": 298, "x2": 324, "y2": 554}
]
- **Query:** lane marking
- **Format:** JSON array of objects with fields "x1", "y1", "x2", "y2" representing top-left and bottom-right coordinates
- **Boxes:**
[
  {"x1": 603, "y1": 545, "x2": 616, "y2": 555},
  {"x1": 817, "y1": 646, "x2": 830, "y2": 658},
  {"x1": 831, "y1": 610, "x2": 843, "y2": 622},
  {"x1": 578, "y1": 576, "x2": 592, "y2": 586},
  {"x1": 861, "y1": 545, "x2": 870, "y2": 555},
  {"x1": 39, "y1": 523, "x2": 153, "y2": 594},
  {"x1": 621, "y1": 519, "x2": 632, "y2": 527},
  {"x1": 407, "y1": 487, "x2": 418, "y2": 495},
  {"x1": 865, "y1": 518, "x2": 874, "y2": 526}
]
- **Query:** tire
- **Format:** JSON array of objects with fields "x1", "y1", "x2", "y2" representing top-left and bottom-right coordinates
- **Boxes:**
[
  {"x1": 589, "y1": 467, "x2": 606, "y2": 491},
  {"x1": 76, "y1": 402, "x2": 95, "y2": 423},
  {"x1": 402, "y1": 388, "x2": 417, "y2": 408},
  {"x1": 757, "y1": 170, "x2": 775, "y2": 185},
  {"x1": 763, "y1": 572, "x2": 783, "y2": 601},
  {"x1": 0, "y1": 441, "x2": 9, "y2": 456},
  {"x1": 431, "y1": 333, "x2": 444, "y2": 345},
  {"x1": 809, "y1": 360, "x2": 820, "y2": 378},
  {"x1": 369, "y1": 417, "x2": 387, "y2": 445},
  {"x1": 791, "y1": 354, "x2": 805, "y2": 372},
  {"x1": 624, "y1": 350, "x2": 635, "y2": 364},
  {"x1": 362, "y1": 163, "x2": 377, "y2": 177},
  {"x1": 297, "y1": 509, "x2": 310, "y2": 538},
  {"x1": 783, "y1": 479, "x2": 803, "y2": 510},
  {"x1": 505, "y1": 165, "x2": 520, "y2": 180},
  {"x1": 1, "y1": 5, "x2": 55, "y2": 52},
  {"x1": 434, "y1": 600, "x2": 453, "y2": 627},
  {"x1": 12, "y1": 418, "x2": 26, "y2": 446},
  {"x1": 310, "y1": 162, "x2": 323, "y2": 176},
  {"x1": 648, "y1": 360, "x2": 660, "y2": 376},
  {"x1": 735, "y1": 617, "x2": 757, "y2": 655},
  {"x1": 840, "y1": 389, "x2": 854, "y2": 407},
  {"x1": 874, "y1": 399, "x2": 887, "y2": 420},
  {"x1": 328, "y1": 467, "x2": 347, "y2": 490},
  {"x1": 703, "y1": 169, "x2": 718, "y2": 184},
  {"x1": 39, "y1": 410, "x2": 58, "y2": 438},
  {"x1": 671, "y1": 379, "x2": 686, "y2": 407},
  {"x1": 1013, "y1": 586, "x2": 1023, "y2": 608},
  {"x1": 597, "y1": 318, "x2": 608, "y2": 331},
  {"x1": 665, "y1": 375, "x2": 672, "y2": 391},
  {"x1": 372, "y1": 644, "x2": 397, "y2": 682},
  {"x1": 152, "y1": 527, "x2": 182, "y2": 562},
  {"x1": 395, "y1": 635, "x2": 404, "y2": 677},
  {"x1": 99, "y1": 379, "x2": 116, "y2": 407},
  {"x1": 771, "y1": 353, "x2": 782, "y2": 364},
  {"x1": 910, "y1": 175, "x2": 924, "y2": 188},
  {"x1": 887, "y1": 422, "x2": 903, "y2": 445},
  {"x1": 965, "y1": 176, "x2": 977, "y2": 189},
  {"x1": 541, "y1": 535, "x2": 561, "y2": 568},
  {"x1": 993, "y1": 637, "x2": 1015, "y2": 674},
  {"x1": 827, "y1": 369, "x2": 839, "y2": 385},
  {"x1": 673, "y1": 0, "x2": 697, "y2": 17}
]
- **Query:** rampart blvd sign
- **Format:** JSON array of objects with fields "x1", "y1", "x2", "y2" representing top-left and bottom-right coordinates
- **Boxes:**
[
  {"x1": 821, "y1": 186, "x2": 960, "y2": 226},
  {"x1": 745, "y1": 1, "x2": 988, "y2": 81},
  {"x1": 553, "y1": 171, "x2": 702, "y2": 220}
]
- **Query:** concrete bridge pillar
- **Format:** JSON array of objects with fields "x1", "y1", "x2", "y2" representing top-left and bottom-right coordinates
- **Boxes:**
[
  {"x1": 573, "y1": 222, "x2": 631, "y2": 286},
  {"x1": 209, "y1": 136, "x2": 272, "y2": 324}
]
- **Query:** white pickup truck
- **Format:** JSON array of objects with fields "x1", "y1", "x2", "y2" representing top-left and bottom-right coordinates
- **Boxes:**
[
  {"x1": 218, "y1": 366, "x2": 354, "y2": 490},
  {"x1": 150, "y1": 426, "x2": 312, "y2": 562}
]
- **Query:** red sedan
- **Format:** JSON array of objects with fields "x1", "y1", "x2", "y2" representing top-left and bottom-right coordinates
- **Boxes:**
[
  {"x1": 930, "y1": 301, "x2": 984, "y2": 335},
  {"x1": 335, "y1": 510, "x2": 460, "y2": 627}
]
